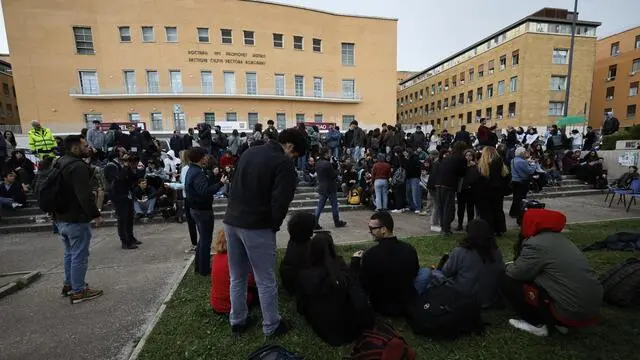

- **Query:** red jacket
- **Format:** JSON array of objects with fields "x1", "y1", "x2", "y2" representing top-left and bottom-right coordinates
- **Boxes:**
[
  {"x1": 210, "y1": 253, "x2": 256, "y2": 313},
  {"x1": 219, "y1": 154, "x2": 235, "y2": 169}
]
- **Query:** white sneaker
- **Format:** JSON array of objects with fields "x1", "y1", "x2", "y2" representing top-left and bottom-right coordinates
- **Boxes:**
[
  {"x1": 11, "y1": 202, "x2": 23, "y2": 209},
  {"x1": 418, "y1": 211, "x2": 428, "y2": 216},
  {"x1": 555, "y1": 325, "x2": 569, "y2": 334},
  {"x1": 508, "y1": 319, "x2": 549, "y2": 337},
  {"x1": 403, "y1": 208, "x2": 411, "y2": 212},
  {"x1": 414, "y1": 210, "x2": 421, "y2": 214},
  {"x1": 391, "y1": 209, "x2": 402, "y2": 213},
  {"x1": 430, "y1": 225, "x2": 441, "y2": 232}
]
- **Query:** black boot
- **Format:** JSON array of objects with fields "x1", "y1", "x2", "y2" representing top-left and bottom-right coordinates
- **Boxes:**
[{"x1": 334, "y1": 220, "x2": 347, "y2": 228}]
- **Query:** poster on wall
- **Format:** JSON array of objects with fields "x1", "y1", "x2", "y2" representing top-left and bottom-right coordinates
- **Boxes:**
[{"x1": 617, "y1": 151, "x2": 639, "y2": 167}]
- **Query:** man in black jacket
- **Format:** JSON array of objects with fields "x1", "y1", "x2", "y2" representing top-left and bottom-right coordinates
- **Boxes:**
[
  {"x1": 183, "y1": 128, "x2": 194, "y2": 150},
  {"x1": 104, "y1": 148, "x2": 140, "y2": 249},
  {"x1": 223, "y1": 128, "x2": 307, "y2": 337},
  {"x1": 314, "y1": 148, "x2": 347, "y2": 230},
  {"x1": 411, "y1": 126, "x2": 426, "y2": 150},
  {"x1": 434, "y1": 141, "x2": 468, "y2": 235},
  {"x1": 169, "y1": 130, "x2": 185, "y2": 154},
  {"x1": 54, "y1": 135, "x2": 104, "y2": 304},
  {"x1": 185, "y1": 147, "x2": 227, "y2": 276},
  {"x1": 454, "y1": 125, "x2": 472, "y2": 147}
]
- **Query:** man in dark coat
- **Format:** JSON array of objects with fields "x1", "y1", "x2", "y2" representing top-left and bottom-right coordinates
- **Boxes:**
[
  {"x1": 454, "y1": 125, "x2": 472, "y2": 147},
  {"x1": 169, "y1": 130, "x2": 185, "y2": 154},
  {"x1": 411, "y1": 125, "x2": 426, "y2": 150},
  {"x1": 314, "y1": 148, "x2": 347, "y2": 230}
]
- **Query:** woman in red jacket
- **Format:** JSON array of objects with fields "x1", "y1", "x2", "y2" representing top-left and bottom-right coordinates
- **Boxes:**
[{"x1": 211, "y1": 229, "x2": 258, "y2": 314}]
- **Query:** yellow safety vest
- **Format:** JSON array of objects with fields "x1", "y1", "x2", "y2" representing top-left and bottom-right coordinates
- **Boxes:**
[{"x1": 28, "y1": 127, "x2": 57, "y2": 155}]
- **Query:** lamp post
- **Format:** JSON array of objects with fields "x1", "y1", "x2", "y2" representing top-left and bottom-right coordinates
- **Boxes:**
[{"x1": 563, "y1": 0, "x2": 579, "y2": 118}]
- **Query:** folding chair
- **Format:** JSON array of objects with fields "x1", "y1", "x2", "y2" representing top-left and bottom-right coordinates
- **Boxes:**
[
  {"x1": 625, "y1": 179, "x2": 640, "y2": 212},
  {"x1": 605, "y1": 184, "x2": 632, "y2": 208}
]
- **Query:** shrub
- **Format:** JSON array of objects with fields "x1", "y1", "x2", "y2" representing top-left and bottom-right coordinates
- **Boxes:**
[{"x1": 600, "y1": 125, "x2": 640, "y2": 150}]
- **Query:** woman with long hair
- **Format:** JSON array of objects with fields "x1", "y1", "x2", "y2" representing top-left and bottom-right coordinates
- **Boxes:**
[
  {"x1": 179, "y1": 149, "x2": 197, "y2": 250},
  {"x1": 456, "y1": 149, "x2": 478, "y2": 230},
  {"x1": 4, "y1": 150, "x2": 35, "y2": 187},
  {"x1": 474, "y1": 146, "x2": 509, "y2": 235}
]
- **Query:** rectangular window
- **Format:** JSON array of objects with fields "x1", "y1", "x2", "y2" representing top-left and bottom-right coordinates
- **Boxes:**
[
  {"x1": 173, "y1": 111, "x2": 186, "y2": 131},
  {"x1": 451, "y1": 95, "x2": 456, "y2": 106},
  {"x1": 608, "y1": 65, "x2": 617, "y2": 80},
  {"x1": 488, "y1": 60, "x2": 495, "y2": 74},
  {"x1": 466, "y1": 111, "x2": 472, "y2": 124},
  {"x1": 204, "y1": 112, "x2": 216, "y2": 126},
  {"x1": 73, "y1": 26, "x2": 94, "y2": 54},
  {"x1": 84, "y1": 114, "x2": 103, "y2": 126},
  {"x1": 469, "y1": 68, "x2": 474, "y2": 81},
  {"x1": 510, "y1": 76, "x2": 518, "y2": 92},
  {"x1": 224, "y1": 71, "x2": 236, "y2": 94},
  {"x1": 313, "y1": 77, "x2": 323, "y2": 97},
  {"x1": 611, "y1": 42, "x2": 620, "y2": 56},
  {"x1": 341, "y1": 43, "x2": 355, "y2": 66},
  {"x1": 170, "y1": 70, "x2": 183, "y2": 93},
  {"x1": 508, "y1": 102, "x2": 516, "y2": 118},
  {"x1": 165, "y1": 26, "x2": 178, "y2": 42},
  {"x1": 467, "y1": 90, "x2": 473, "y2": 103},
  {"x1": 550, "y1": 75, "x2": 567, "y2": 91},
  {"x1": 486, "y1": 107, "x2": 493, "y2": 120},
  {"x1": 478, "y1": 64, "x2": 484, "y2": 78},
  {"x1": 273, "y1": 33, "x2": 283, "y2": 48},
  {"x1": 628, "y1": 104, "x2": 637, "y2": 119},
  {"x1": 342, "y1": 79, "x2": 355, "y2": 99},
  {"x1": 276, "y1": 113, "x2": 286, "y2": 129},
  {"x1": 548, "y1": 101, "x2": 565, "y2": 116},
  {"x1": 312, "y1": 38, "x2": 322, "y2": 53},
  {"x1": 226, "y1": 112, "x2": 237, "y2": 122},
  {"x1": 343, "y1": 115, "x2": 355, "y2": 129},
  {"x1": 119, "y1": 26, "x2": 131, "y2": 42},
  {"x1": 636, "y1": 35, "x2": 640, "y2": 49},
  {"x1": 458, "y1": 93, "x2": 464, "y2": 105},
  {"x1": 246, "y1": 72, "x2": 257, "y2": 95},
  {"x1": 79, "y1": 71, "x2": 99, "y2": 94},
  {"x1": 630, "y1": 81, "x2": 639, "y2": 96},
  {"x1": 437, "y1": 100, "x2": 441, "y2": 111},
  {"x1": 146, "y1": 71, "x2": 159, "y2": 93},
  {"x1": 221, "y1": 29, "x2": 233, "y2": 44},
  {"x1": 632, "y1": 58, "x2": 640, "y2": 74},
  {"x1": 200, "y1": 71, "x2": 213, "y2": 94},
  {"x1": 314, "y1": 114, "x2": 323, "y2": 123},
  {"x1": 142, "y1": 26, "x2": 154, "y2": 42},
  {"x1": 296, "y1": 113, "x2": 305, "y2": 123},
  {"x1": 275, "y1": 74, "x2": 285, "y2": 96},
  {"x1": 460, "y1": 71, "x2": 465, "y2": 84},
  {"x1": 452, "y1": 75, "x2": 457, "y2": 87},
  {"x1": 553, "y1": 48, "x2": 569, "y2": 64},
  {"x1": 499, "y1": 56, "x2": 507, "y2": 71},
  {"x1": 606, "y1": 86, "x2": 615, "y2": 100},
  {"x1": 496, "y1": 105, "x2": 504, "y2": 119},
  {"x1": 437, "y1": 81, "x2": 442, "y2": 93},
  {"x1": 128, "y1": 112, "x2": 141, "y2": 122},
  {"x1": 293, "y1": 35, "x2": 303, "y2": 50},
  {"x1": 475, "y1": 110, "x2": 482, "y2": 121},
  {"x1": 151, "y1": 112, "x2": 163, "y2": 131},
  {"x1": 512, "y1": 50, "x2": 520, "y2": 66},
  {"x1": 476, "y1": 87, "x2": 483, "y2": 101},
  {"x1": 244, "y1": 30, "x2": 255, "y2": 45},
  {"x1": 2, "y1": 83, "x2": 9, "y2": 97},
  {"x1": 497, "y1": 80, "x2": 505, "y2": 96},
  {"x1": 197, "y1": 27, "x2": 209, "y2": 42},
  {"x1": 248, "y1": 112, "x2": 259, "y2": 128},
  {"x1": 458, "y1": 114, "x2": 463, "y2": 126},
  {"x1": 123, "y1": 70, "x2": 136, "y2": 94},
  {"x1": 294, "y1": 75, "x2": 304, "y2": 96}
]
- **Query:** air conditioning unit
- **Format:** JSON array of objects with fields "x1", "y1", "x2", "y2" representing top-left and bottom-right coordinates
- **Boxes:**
[
  {"x1": 607, "y1": 76, "x2": 615, "y2": 81},
  {"x1": 498, "y1": 115, "x2": 504, "y2": 120},
  {"x1": 606, "y1": 96, "x2": 614, "y2": 100}
]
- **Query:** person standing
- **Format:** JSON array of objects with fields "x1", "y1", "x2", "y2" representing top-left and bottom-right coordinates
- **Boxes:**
[
  {"x1": 170, "y1": 130, "x2": 185, "y2": 154},
  {"x1": 104, "y1": 149, "x2": 140, "y2": 249},
  {"x1": 179, "y1": 150, "x2": 197, "y2": 251},
  {"x1": 454, "y1": 125, "x2": 472, "y2": 147},
  {"x1": 582, "y1": 126, "x2": 596, "y2": 151},
  {"x1": 326, "y1": 123, "x2": 341, "y2": 160},
  {"x1": 372, "y1": 154, "x2": 392, "y2": 211},
  {"x1": 509, "y1": 147, "x2": 538, "y2": 219},
  {"x1": 86, "y1": 120, "x2": 105, "y2": 156},
  {"x1": 411, "y1": 125, "x2": 426, "y2": 150},
  {"x1": 223, "y1": 128, "x2": 307, "y2": 337},
  {"x1": 474, "y1": 147, "x2": 509, "y2": 235},
  {"x1": 434, "y1": 141, "x2": 467, "y2": 235},
  {"x1": 183, "y1": 128, "x2": 195, "y2": 150},
  {"x1": 185, "y1": 147, "x2": 228, "y2": 276},
  {"x1": 28, "y1": 120, "x2": 57, "y2": 158},
  {"x1": 350, "y1": 120, "x2": 366, "y2": 162},
  {"x1": 405, "y1": 149, "x2": 424, "y2": 215},
  {"x1": 54, "y1": 135, "x2": 104, "y2": 303},
  {"x1": 263, "y1": 119, "x2": 279, "y2": 142},
  {"x1": 477, "y1": 118, "x2": 497, "y2": 147},
  {"x1": 314, "y1": 148, "x2": 347, "y2": 230}
]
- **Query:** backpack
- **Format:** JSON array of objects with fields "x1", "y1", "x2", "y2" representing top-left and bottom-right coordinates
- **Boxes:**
[
  {"x1": 348, "y1": 188, "x2": 362, "y2": 205},
  {"x1": 405, "y1": 280, "x2": 484, "y2": 339},
  {"x1": 36, "y1": 159, "x2": 80, "y2": 213},
  {"x1": 351, "y1": 322, "x2": 415, "y2": 360},
  {"x1": 247, "y1": 345, "x2": 303, "y2": 360},
  {"x1": 390, "y1": 168, "x2": 406, "y2": 187},
  {"x1": 105, "y1": 130, "x2": 116, "y2": 148},
  {"x1": 600, "y1": 258, "x2": 640, "y2": 307},
  {"x1": 594, "y1": 176, "x2": 608, "y2": 189}
]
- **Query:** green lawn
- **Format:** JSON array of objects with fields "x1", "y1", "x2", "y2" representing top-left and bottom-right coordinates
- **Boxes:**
[{"x1": 138, "y1": 219, "x2": 640, "y2": 360}]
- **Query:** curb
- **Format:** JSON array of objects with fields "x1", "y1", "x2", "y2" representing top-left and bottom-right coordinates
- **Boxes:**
[{"x1": 0, "y1": 271, "x2": 41, "y2": 299}]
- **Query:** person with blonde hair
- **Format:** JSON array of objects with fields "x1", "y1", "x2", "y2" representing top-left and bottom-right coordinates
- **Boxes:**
[{"x1": 473, "y1": 146, "x2": 510, "y2": 235}]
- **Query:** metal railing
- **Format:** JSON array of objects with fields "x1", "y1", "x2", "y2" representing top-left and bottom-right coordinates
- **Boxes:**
[{"x1": 0, "y1": 124, "x2": 22, "y2": 134}]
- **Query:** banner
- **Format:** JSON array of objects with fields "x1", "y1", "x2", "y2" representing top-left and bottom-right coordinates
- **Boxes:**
[
  {"x1": 296, "y1": 122, "x2": 336, "y2": 131},
  {"x1": 98, "y1": 122, "x2": 146, "y2": 131}
]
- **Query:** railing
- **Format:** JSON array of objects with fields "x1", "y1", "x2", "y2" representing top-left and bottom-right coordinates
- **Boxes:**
[
  {"x1": 68, "y1": 87, "x2": 362, "y2": 102},
  {"x1": 0, "y1": 124, "x2": 22, "y2": 134}
]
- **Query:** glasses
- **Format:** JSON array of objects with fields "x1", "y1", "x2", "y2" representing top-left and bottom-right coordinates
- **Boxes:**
[{"x1": 368, "y1": 226, "x2": 384, "y2": 233}]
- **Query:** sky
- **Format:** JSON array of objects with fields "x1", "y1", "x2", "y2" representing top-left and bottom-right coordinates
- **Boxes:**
[{"x1": 0, "y1": 0, "x2": 638, "y2": 71}]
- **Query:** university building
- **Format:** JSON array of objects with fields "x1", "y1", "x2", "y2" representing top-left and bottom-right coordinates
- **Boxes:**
[
  {"x1": 397, "y1": 8, "x2": 600, "y2": 132},
  {"x1": 589, "y1": 26, "x2": 640, "y2": 128},
  {"x1": 0, "y1": 57, "x2": 20, "y2": 129},
  {"x1": 3, "y1": 0, "x2": 397, "y2": 133}
]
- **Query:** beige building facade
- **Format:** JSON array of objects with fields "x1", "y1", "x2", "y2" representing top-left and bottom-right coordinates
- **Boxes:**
[
  {"x1": 3, "y1": 0, "x2": 397, "y2": 133},
  {"x1": 0, "y1": 58, "x2": 20, "y2": 127},
  {"x1": 398, "y1": 8, "x2": 600, "y2": 132}
]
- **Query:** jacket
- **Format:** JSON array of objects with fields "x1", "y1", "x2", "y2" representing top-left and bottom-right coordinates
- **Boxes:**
[
  {"x1": 326, "y1": 129, "x2": 341, "y2": 149},
  {"x1": 454, "y1": 130, "x2": 472, "y2": 146},
  {"x1": 351, "y1": 127, "x2": 366, "y2": 147},
  {"x1": 507, "y1": 209, "x2": 603, "y2": 321},
  {"x1": 0, "y1": 181, "x2": 26, "y2": 205},
  {"x1": 280, "y1": 236, "x2": 311, "y2": 295},
  {"x1": 315, "y1": 158, "x2": 338, "y2": 194},
  {"x1": 406, "y1": 154, "x2": 422, "y2": 179},
  {"x1": 185, "y1": 164, "x2": 223, "y2": 211},
  {"x1": 86, "y1": 128, "x2": 105, "y2": 150},
  {"x1": 27, "y1": 127, "x2": 56, "y2": 154},
  {"x1": 223, "y1": 142, "x2": 297, "y2": 231},
  {"x1": 211, "y1": 252, "x2": 256, "y2": 314},
  {"x1": 477, "y1": 124, "x2": 497, "y2": 145},
  {"x1": 511, "y1": 157, "x2": 537, "y2": 183},
  {"x1": 104, "y1": 160, "x2": 137, "y2": 201},
  {"x1": 434, "y1": 153, "x2": 466, "y2": 189},
  {"x1": 169, "y1": 135, "x2": 185, "y2": 154},
  {"x1": 393, "y1": 129, "x2": 406, "y2": 149},
  {"x1": 227, "y1": 135, "x2": 240, "y2": 155},
  {"x1": 132, "y1": 185, "x2": 155, "y2": 201},
  {"x1": 372, "y1": 161, "x2": 391, "y2": 180},
  {"x1": 53, "y1": 155, "x2": 101, "y2": 223},
  {"x1": 411, "y1": 130, "x2": 426, "y2": 149},
  {"x1": 182, "y1": 134, "x2": 194, "y2": 150}
]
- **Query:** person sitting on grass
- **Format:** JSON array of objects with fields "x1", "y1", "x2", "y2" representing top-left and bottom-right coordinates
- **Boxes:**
[
  {"x1": 211, "y1": 229, "x2": 258, "y2": 314},
  {"x1": 132, "y1": 178, "x2": 156, "y2": 219},
  {"x1": 351, "y1": 211, "x2": 419, "y2": 317},
  {"x1": 296, "y1": 232, "x2": 375, "y2": 347},
  {"x1": 0, "y1": 170, "x2": 27, "y2": 210},
  {"x1": 499, "y1": 208, "x2": 602, "y2": 337},
  {"x1": 280, "y1": 212, "x2": 316, "y2": 296}
]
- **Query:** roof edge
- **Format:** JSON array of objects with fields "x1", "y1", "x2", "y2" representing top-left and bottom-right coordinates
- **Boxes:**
[
  {"x1": 597, "y1": 24, "x2": 640, "y2": 41},
  {"x1": 239, "y1": 0, "x2": 398, "y2": 21}
]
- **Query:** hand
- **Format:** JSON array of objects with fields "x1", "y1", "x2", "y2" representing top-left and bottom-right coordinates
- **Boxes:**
[
  {"x1": 94, "y1": 217, "x2": 105, "y2": 227},
  {"x1": 21, "y1": 183, "x2": 30, "y2": 191},
  {"x1": 220, "y1": 175, "x2": 229, "y2": 184},
  {"x1": 353, "y1": 250, "x2": 364, "y2": 258}
]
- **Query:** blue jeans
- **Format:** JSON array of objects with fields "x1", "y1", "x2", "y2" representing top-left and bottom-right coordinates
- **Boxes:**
[
  {"x1": 133, "y1": 198, "x2": 156, "y2": 215},
  {"x1": 57, "y1": 222, "x2": 92, "y2": 294},
  {"x1": 374, "y1": 179, "x2": 388, "y2": 210},
  {"x1": 330, "y1": 147, "x2": 339, "y2": 159},
  {"x1": 315, "y1": 191, "x2": 340, "y2": 224},
  {"x1": 224, "y1": 224, "x2": 280, "y2": 335},
  {"x1": 297, "y1": 154, "x2": 307, "y2": 170},
  {"x1": 352, "y1": 146, "x2": 362, "y2": 162},
  {"x1": 406, "y1": 178, "x2": 422, "y2": 211},
  {"x1": 0, "y1": 196, "x2": 15, "y2": 210},
  {"x1": 190, "y1": 209, "x2": 214, "y2": 276}
]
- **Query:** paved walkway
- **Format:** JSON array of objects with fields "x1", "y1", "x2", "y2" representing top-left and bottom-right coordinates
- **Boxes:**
[{"x1": 0, "y1": 195, "x2": 638, "y2": 360}]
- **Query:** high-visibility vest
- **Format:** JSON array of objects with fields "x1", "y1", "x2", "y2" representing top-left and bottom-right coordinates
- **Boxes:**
[{"x1": 28, "y1": 127, "x2": 56, "y2": 153}]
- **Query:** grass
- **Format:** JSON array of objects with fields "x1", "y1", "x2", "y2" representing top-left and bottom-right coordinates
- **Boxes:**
[{"x1": 138, "y1": 219, "x2": 640, "y2": 360}]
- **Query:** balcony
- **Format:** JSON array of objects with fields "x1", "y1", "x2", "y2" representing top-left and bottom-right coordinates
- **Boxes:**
[{"x1": 69, "y1": 87, "x2": 362, "y2": 103}]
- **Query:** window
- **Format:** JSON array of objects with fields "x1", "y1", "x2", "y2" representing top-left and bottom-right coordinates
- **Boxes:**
[
  {"x1": 510, "y1": 76, "x2": 518, "y2": 92},
  {"x1": 294, "y1": 75, "x2": 304, "y2": 96},
  {"x1": 469, "y1": 68, "x2": 474, "y2": 82},
  {"x1": 275, "y1": 74, "x2": 285, "y2": 96},
  {"x1": 123, "y1": 70, "x2": 136, "y2": 94},
  {"x1": 437, "y1": 100, "x2": 442, "y2": 111},
  {"x1": 458, "y1": 93, "x2": 464, "y2": 105},
  {"x1": 201, "y1": 71, "x2": 213, "y2": 94},
  {"x1": 497, "y1": 80, "x2": 505, "y2": 96},
  {"x1": 248, "y1": 112, "x2": 259, "y2": 128},
  {"x1": 84, "y1": 114, "x2": 103, "y2": 126},
  {"x1": 419, "y1": 89, "x2": 424, "y2": 99},
  {"x1": 204, "y1": 112, "x2": 216, "y2": 126},
  {"x1": 548, "y1": 101, "x2": 564, "y2": 116},
  {"x1": 128, "y1": 112, "x2": 141, "y2": 122},
  {"x1": 342, "y1": 79, "x2": 355, "y2": 99},
  {"x1": 444, "y1": 99, "x2": 449, "y2": 109},
  {"x1": 342, "y1": 115, "x2": 355, "y2": 129},
  {"x1": 632, "y1": 58, "x2": 640, "y2": 74},
  {"x1": 630, "y1": 82, "x2": 639, "y2": 96},
  {"x1": 276, "y1": 113, "x2": 286, "y2": 129},
  {"x1": 459, "y1": 71, "x2": 465, "y2": 84},
  {"x1": 606, "y1": 86, "x2": 615, "y2": 100},
  {"x1": 458, "y1": 114, "x2": 463, "y2": 126},
  {"x1": 5, "y1": 104, "x2": 12, "y2": 116},
  {"x1": 488, "y1": 60, "x2": 495, "y2": 74},
  {"x1": 431, "y1": 84, "x2": 435, "y2": 95},
  {"x1": 466, "y1": 111, "x2": 472, "y2": 124},
  {"x1": 312, "y1": 38, "x2": 322, "y2": 53},
  {"x1": 296, "y1": 113, "x2": 305, "y2": 123},
  {"x1": 467, "y1": 90, "x2": 473, "y2": 103},
  {"x1": 170, "y1": 70, "x2": 183, "y2": 93},
  {"x1": 444, "y1": 79, "x2": 449, "y2": 91},
  {"x1": 2, "y1": 83, "x2": 9, "y2": 97},
  {"x1": 636, "y1": 35, "x2": 640, "y2": 49},
  {"x1": 173, "y1": 110, "x2": 186, "y2": 131},
  {"x1": 146, "y1": 71, "x2": 159, "y2": 93},
  {"x1": 512, "y1": 50, "x2": 520, "y2": 66},
  {"x1": 478, "y1": 64, "x2": 484, "y2": 78},
  {"x1": 165, "y1": 26, "x2": 178, "y2": 42},
  {"x1": 73, "y1": 26, "x2": 94, "y2": 54},
  {"x1": 119, "y1": 26, "x2": 131, "y2": 42},
  {"x1": 437, "y1": 82, "x2": 442, "y2": 93},
  {"x1": 608, "y1": 65, "x2": 617, "y2": 81},
  {"x1": 499, "y1": 56, "x2": 506, "y2": 71},
  {"x1": 151, "y1": 112, "x2": 163, "y2": 131},
  {"x1": 475, "y1": 110, "x2": 482, "y2": 121},
  {"x1": 245, "y1": 72, "x2": 257, "y2": 95},
  {"x1": 476, "y1": 87, "x2": 483, "y2": 101},
  {"x1": 142, "y1": 26, "x2": 154, "y2": 42},
  {"x1": 293, "y1": 36, "x2": 303, "y2": 50},
  {"x1": 452, "y1": 75, "x2": 457, "y2": 87},
  {"x1": 486, "y1": 107, "x2": 492, "y2": 120},
  {"x1": 611, "y1": 42, "x2": 620, "y2": 57},
  {"x1": 487, "y1": 84, "x2": 494, "y2": 98},
  {"x1": 314, "y1": 114, "x2": 323, "y2": 123},
  {"x1": 552, "y1": 48, "x2": 569, "y2": 64},
  {"x1": 273, "y1": 33, "x2": 283, "y2": 48},
  {"x1": 221, "y1": 29, "x2": 233, "y2": 44},
  {"x1": 508, "y1": 102, "x2": 516, "y2": 118},
  {"x1": 226, "y1": 112, "x2": 237, "y2": 122},
  {"x1": 224, "y1": 71, "x2": 236, "y2": 94},
  {"x1": 244, "y1": 30, "x2": 255, "y2": 45},
  {"x1": 313, "y1": 77, "x2": 323, "y2": 97},
  {"x1": 550, "y1": 75, "x2": 567, "y2": 91},
  {"x1": 341, "y1": 43, "x2": 355, "y2": 66},
  {"x1": 627, "y1": 104, "x2": 637, "y2": 119},
  {"x1": 79, "y1": 71, "x2": 99, "y2": 94},
  {"x1": 197, "y1": 27, "x2": 209, "y2": 42},
  {"x1": 496, "y1": 105, "x2": 504, "y2": 119}
]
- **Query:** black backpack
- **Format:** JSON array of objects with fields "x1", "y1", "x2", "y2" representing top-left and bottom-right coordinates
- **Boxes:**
[
  {"x1": 247, "y1": 345, "x2": 303, "y2": 360},
  {"x1": 36, "y1": 159, "x2": 80, "y2": 213},
  {"x1": 600, "y1": 258, "x2": 640, "y2": 307},
  {"x1": 405, "y1": 280, "x2": 484, "y2": 339},
  {"x1": 351, "y1": 321, "x2": 415, "y2": 360}
]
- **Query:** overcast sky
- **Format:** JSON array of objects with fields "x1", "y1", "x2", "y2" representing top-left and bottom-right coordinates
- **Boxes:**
[{"x1": 0, "y1": 0, "x2": 638, "y2": 71}]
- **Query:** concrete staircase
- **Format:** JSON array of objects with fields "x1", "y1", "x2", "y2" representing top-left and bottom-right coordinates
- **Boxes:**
[{"x1": 0, "y1": 176, "x2": 601, "y2": 234}]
